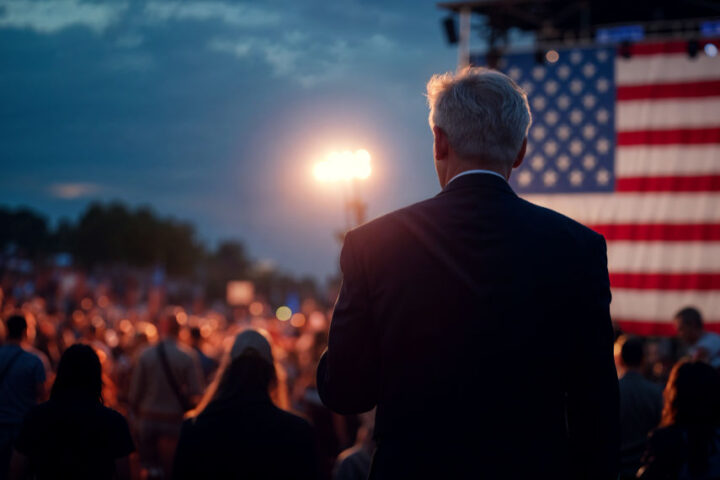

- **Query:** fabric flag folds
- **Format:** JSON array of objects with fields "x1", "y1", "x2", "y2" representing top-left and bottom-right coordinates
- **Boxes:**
[{"x1": 479, "y1": 38, "x2": 720, "y2": 335}]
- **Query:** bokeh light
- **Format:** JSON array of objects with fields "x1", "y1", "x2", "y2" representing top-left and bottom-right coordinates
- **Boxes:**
[
  {"x1": 706, "y1": 43, "x2": 718, "y2": 57},
  {"x1": 290, "y1": 313, "x2": 306, "y2": 328},
  {"x1": 276, "y1": 306, "x2": 292, "y2": 321},
  {"x1": 545, "y1": 50, "x2": 560, "y2": 63}
]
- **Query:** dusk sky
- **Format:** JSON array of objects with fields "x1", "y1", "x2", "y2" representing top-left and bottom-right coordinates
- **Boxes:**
[{"x1": 0, "y1": 0, "x2": 467, "y2": 280}]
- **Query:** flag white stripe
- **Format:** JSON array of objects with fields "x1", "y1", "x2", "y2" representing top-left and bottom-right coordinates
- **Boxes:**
[
  {"x1": 611, "y1": 289, "x2": 720, "y2": 322},
  {"x1": 522, "y1": 193, "x2": 720, "y2": 224},
  {"x1": 616, "y1": 54, "x2": 720, "y2": 85},
  {"x1": 616, "y1": 146, "x2": 720, "y2": 176},
  {"x1": 616, "y1": 98, "x2": 720, "y2": 130},
  {"x1": 607, "y1": 242, "x2": 720, "y2": 272}
]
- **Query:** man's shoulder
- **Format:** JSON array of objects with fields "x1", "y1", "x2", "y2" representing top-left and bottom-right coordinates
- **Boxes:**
[
  {"x1": 346, "y1": 196, "x2": 440, "y2": 241},
  {"x1": 517, "y1": 196, "x2": 604, "y2": 244}
]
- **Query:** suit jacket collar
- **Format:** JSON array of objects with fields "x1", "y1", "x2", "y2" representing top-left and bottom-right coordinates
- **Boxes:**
[{"x1": 437, "y1": 171, "x2": 517, "y2": 197}]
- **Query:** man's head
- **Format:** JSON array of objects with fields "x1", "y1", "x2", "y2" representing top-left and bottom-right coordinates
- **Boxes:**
[
  {"x1": 159, "y1": 312, "x2": 181, "y2": 339},
  {"x1": 5, "y1": 314, "x2": 27, "y2": 341},
  {"x1": 675, "y1": 306, "x2": 704, "y2": 345},
  {"x1": 426, "y1": 67, "x2": 532, "y2": 187},
  {"x1": 619, "y1": 336, "x2": 645, "y2": 370}
]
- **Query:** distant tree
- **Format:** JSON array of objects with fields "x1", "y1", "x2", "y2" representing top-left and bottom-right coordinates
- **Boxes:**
[{"x1": 0, "y1": 207, "x2": 50, "y2": 256}]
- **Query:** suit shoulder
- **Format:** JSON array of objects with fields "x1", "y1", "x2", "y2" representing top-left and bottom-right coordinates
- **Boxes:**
[
  {"x1": 346, "y1": 196, "x2": 438, "y2": 241},
  {"x1": 517, "y1": 196, "x2": 605, "y2": 246}
]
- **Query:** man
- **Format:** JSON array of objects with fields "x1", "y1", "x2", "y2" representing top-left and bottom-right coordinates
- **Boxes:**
[
  {"x1": 674, "y1": 306, "x2": 720, "y2": 368},
  {"x1": 0, "y1": 315, "x2": 45, "y2": 479},
  {"x1": 615, "y1": 336, "x2": 662, "y2": 479},
  {"x1": 317, "y1": 67, "x2": 619, "y2": 479},
  {"x1": 129, "y1": 313, "x2": 203, "y2": 479}
]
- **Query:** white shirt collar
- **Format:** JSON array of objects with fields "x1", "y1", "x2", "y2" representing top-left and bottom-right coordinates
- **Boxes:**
[{"x1": 446, "y1": 169, "x2": 507, "y2": 186}]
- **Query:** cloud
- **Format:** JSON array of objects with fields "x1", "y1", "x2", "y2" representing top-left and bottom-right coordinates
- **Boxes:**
[
  {"x1": 0, "y1": 0, "x2": 128, "y2": 34},
  {"x1": 49, "y1": 182, "x2": 101, "y2": 199},
  {"x1": 144, "y1": 1, "x2": 280, "y2": 28}
]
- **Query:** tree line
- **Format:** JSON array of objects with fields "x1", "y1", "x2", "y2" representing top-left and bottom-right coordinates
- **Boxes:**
[{"x1": 0, "y1": 202, "x2": 319, "y2": 301}]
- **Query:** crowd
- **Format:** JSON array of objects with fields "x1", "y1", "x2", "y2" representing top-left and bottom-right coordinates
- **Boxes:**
[{"x1": 1, "y1": 263, "x2": 720, "y2": 479}]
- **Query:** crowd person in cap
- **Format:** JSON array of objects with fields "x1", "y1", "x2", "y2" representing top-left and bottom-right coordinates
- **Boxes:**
[
  {"x1": 173, "y1": 329, "x2": 317, "y2": 479},
  {"x1": 675, "y1": 307, "x2": 720, "y2": 369},
  {"x1": 616, "y1": 336, "x2": 663, "y2": 479},
  {"x1": 0, "y1": 314, "x2": 46, "y2": 479},
  {"x1": 317, "y1": 67, "x2": 619, "y2": 479},
  {"x1": 129, "y1": 313, "x2": 203, "y2": 479},
  {"x1": 638, "y1": 360, "x2": 720, "y2": 479},
  {"x1": 9, "y1": 344, "x2": 134, "y2": 480}
]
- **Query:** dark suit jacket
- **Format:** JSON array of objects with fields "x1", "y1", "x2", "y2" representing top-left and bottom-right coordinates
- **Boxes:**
[{"x1": 317, "y1": 173, "x2": 620, "y2": 479}]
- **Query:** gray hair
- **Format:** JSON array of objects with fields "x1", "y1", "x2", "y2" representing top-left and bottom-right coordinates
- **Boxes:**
[{"x1": 427, "y1": 67, "x2": 532, "y2": 167}]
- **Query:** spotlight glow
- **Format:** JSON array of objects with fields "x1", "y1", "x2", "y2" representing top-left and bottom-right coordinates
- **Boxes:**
[{"x1": 313, "y1": 149, "x2": 372, "y2": 182}]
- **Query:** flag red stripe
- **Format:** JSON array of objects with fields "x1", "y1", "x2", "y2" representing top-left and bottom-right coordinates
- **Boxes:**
[
  {"x1": 589, "y1": 223, "x2": 720, "y2": 241},
  {"x1": 616, "y1": 175, "x2": 720, "y2": 192},
  {"x1": 617, "y1": 128, "x2": 720, "y2": 146},
  {"x1": 616, "y1": 320, "x2": 720, "y2": 337},
  {"x1": 610, "y1": 273, "x2": 720, "y2": 290},
  {"x1": 620, "y1": 39, "x2": 720, "y2": 56},
  {"x1": 616, "y1": 80, "x2": 720, "y2": 100}
]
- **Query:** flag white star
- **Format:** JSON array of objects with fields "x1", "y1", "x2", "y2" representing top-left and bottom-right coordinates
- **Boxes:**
[
  {"x1": 543, "y1": 140, "x2": 559, "y2": 156},
  {"x1": 530, "y1": 155, "x2": 545, "y2": 171},
  {"x1": 596, "y1": 108, "x2": 610, "y2": 124},
  {"x1": 582, "y1": 94, "x2": 597, "y2": 109},
  {"x1": 517, "y1": 170, "x2": 533, "y2": 186},
  {"x1": 532, "y1": 66, "x2": 546, "y2": 81},
  {"x1": 596, "y1": 168, "x2": 611, "y2": 185},
  {"x1": 556, "y1": 155, "x2": 571, "y2": 171},
  {"x1": 570, "y1": 50, "x2": 583, "y2": 64},
  {"x1": 557, "y1": 94, "x2": 571, "y2": 110},
  {"x1": 532, "y1": 96, "x2": 547, "y2": 111},
  {"x1": 557, "y1": 64, "x2": 571, "y2": 80},
  {"x1": 582, "y1": 124, "x2": 597, "y2": 139},
  {"x1": 570, "y1": 79, "x2": 584, "y2": 94},
  {"x1": 596, "y1": 78, "x2": 610, "y2": 92},
  {"x1": 522, "y1": 81, "x2": 534, "y2": 95},
  {"x1": 544, "y1": 110, "x2": 559, "y2": 125},
  {"x1": 597, "y1": 137, "x2": 611, "y2": 154},
  {"x1": 569, "y1": 169, "x2": 584, "y2": 186},
  {"x1": 570, "y1": 109, "x2": 584, "y2": 125},
  {"x1": 596, "y1": 49, "x2": 609, "y2": 62},
  {"x1": 544, "y1": 80, "x2": 559, "y2": 96},
  {"x1": 582, "y1": 154, "x2": 597, "y2": 170},
  {"x1": 582, "y1": 63, "x2": 596, "y2": 78},
  {"x1": 570, "y1": 139, "x2": 584, "y2": 155},
  {"x1": 508, "y1": 67, "x2": 521, "y2": 80},
  {"x1": 543, "y1": 170, "x2": 558, "y2": 186},
  {"x1": 557, "y1": 124, "x2": 571, "y2": 141},
  {"x1": 532, "y1": 125, "x2": 547, "y2": 141}
]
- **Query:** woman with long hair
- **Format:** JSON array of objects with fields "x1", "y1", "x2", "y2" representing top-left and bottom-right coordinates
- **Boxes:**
[
  {"x1": 10, "y1": 343, "x2": 134, "y2": 480},
  {"x1": 172, "y1": 329, "x2": 317, "y2": 479},
  {"x1": 638, "y1": 360, "x2": 720, "y2": 479}
]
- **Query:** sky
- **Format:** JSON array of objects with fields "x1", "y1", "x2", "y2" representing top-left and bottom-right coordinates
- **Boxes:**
[{"x1": 0, "y1": 0, "x2": 463, "y2": 281}]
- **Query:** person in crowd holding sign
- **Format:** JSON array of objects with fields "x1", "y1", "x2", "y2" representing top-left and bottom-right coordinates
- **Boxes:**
[{"x1": 129, "y1": 313, "x2": 203, "y2": 479}]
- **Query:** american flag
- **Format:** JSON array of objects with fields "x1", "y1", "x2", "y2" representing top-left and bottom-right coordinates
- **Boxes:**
[{"x1": 475, "y1": 38, "x2": 720, "y2": 335}]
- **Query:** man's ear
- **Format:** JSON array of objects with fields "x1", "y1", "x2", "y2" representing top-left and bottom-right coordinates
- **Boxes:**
[
  {"x1": 512, "y1": 137, "x2": 527, "y2": 169},
  {"x1": 433, "y1": 126, "x2": 449, "y2": 162}
]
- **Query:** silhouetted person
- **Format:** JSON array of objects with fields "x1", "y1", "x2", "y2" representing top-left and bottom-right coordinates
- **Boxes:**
[
  {"x1": 638, "y1": 361, "x2": 720, "y2": 479},
  {"x1": 129, "y1": 313, "x2": 203, "y2": 479},
  {"x1": 334, "y1": 410, "x2": 375, "y2": 480},
  {"x1": 675, "y1": 307, "x2": 720, "y2": 369},
  {"x1": 173, "y1": 330, "x2": 317, "y2": 479},
  {"x1": 9, "y1": 344, "x2": 134, "y2": 480},
  {"x1": 317, "y1": 67, "x2": 619, "y2": 479},
  {"x1": 0, "y1": 314, "x2": 45, "y2": 479},
  {"x1": 617, "y1": 336, "x2": 663, "y2": 479},
  {"x1": 189, "y1": 326, "x2": 218, "y2": 384}
]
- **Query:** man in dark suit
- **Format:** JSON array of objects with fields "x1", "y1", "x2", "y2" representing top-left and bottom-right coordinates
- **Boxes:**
[{"x1": 317, "y1": 67, "x2": 619, "y2": 479}]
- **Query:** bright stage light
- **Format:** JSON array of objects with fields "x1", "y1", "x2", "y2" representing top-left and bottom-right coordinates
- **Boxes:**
[{"x1": 313, "y1": 149, "x2": 372, "y2": 182}]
